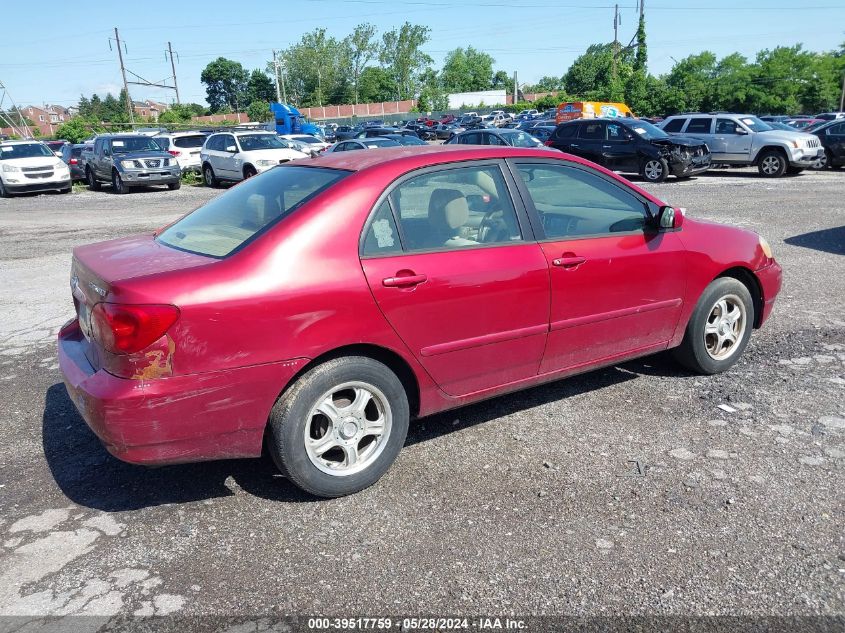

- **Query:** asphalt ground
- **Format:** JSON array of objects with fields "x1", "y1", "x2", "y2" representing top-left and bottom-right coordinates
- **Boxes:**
[{"x1": 0, "y1": 166, "x2": 843, "y2": 632}]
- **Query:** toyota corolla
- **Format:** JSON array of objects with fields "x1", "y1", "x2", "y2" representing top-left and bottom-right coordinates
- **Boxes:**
[{"x1": 58, "y1": 146, "x2": 782, "y2": 497}]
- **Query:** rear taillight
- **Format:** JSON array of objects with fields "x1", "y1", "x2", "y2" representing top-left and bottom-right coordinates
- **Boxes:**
[
  {"x1": 544, "y1": 140, "x2": 554, "y2": 146},
  {"x1": 168, "y1": 150, "x2": 181, "y2": 157},
  {"x1": 69, "y1": 158, "x2": 78, "y2": 164},
  {"x1": 91, "y1": 303, "x2": 179, "y2": 354}
]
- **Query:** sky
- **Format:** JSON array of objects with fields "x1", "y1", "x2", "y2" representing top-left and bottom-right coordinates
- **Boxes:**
[{"x1": 1, "y1": 0, "x2": 844, "y2": 109}]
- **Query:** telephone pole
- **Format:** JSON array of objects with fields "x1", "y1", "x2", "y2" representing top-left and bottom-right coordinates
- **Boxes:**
[
  {"x1": 166, "y1": 41, "x2": 181, "y2": 104},
  {"x1": 272, "y1": 50, "x2": 282, "y2": 102},
  {"x1": 113, "y1": 27, "x2": 134, "y2": 124},
  {"x1": 513, "y1": 71, "x2": 518, "y2": 105},
  {"x1": 840, "y1": 71, "x2": 844, "y2": 112},
  {"x1": 611, "y1": 4, "x2": 620, "y2": 85}
]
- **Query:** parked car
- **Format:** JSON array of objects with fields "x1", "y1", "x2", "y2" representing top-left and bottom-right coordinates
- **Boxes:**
[
  {"x1": 0, "y1": 139, "x2": 71, "y2": 197},
  {"x1": 152, "y1": 131, "x2": 209, "y2": 173},
  {"x1": 759, "y1": 115, "x2": 792, "y2": 123},
  {"x1": 807, "y1": 119, "x2": 845, "y2": 170},
  {"x1": 326, "y1": 137, "x2": 402, "y2": 152},
  {"x1": 200, "y1": 131, "x2": 307, "y2": 187},
  {"x1": 813, "y1": 112, "x2": 845, "y2": 121},
  {"x1": 279, "y1": 134, "x2": 331, "y2": 154},
  {"x1": 85, "y1": 134, "x2": 181, "y2": 194},
  {"x1": 547, "y1": 118, "x2": 711, "y2": 183},
  {"x1": 786, "y1": 118, "x2": 823, "y2": 130},
  {"x1": 58, "y1": 145, "x2": 782, "y2": 497},
  {"x1": 515, "y1": 109, "x2": 539, "y2": 121},
  {"x1": 445, "y1": 128, "x2": 547, "y2": 149},
  {"x1": 526, "y1": 125, "x2": 556, "y2": 142},
  {"x1": 403, "y1": 122, "x2": 437, "y2": 140},
  {"x1": 44, "y1": 140, "x2": 69, "y2": 157},
  {"x1": 439, "y1": 114, "x2": 457, "y2": 124},
  {"x1": 60, "y1": 143, "x2": 91, "y2": 182},
  {"x1": 659, "y1": 113, "x2": 822, "y2": 177},
  {"x1": 354, "y1": 127, "x2": 401, "y2": 139},
  {"x1": 380, "y1": 134, "x2": 428, "y2": 146},
  {"x1": 334, "y1": 126, "x2": 359, "y2": 141},
  {"x1": 434, "y1": 123, "x2": 463, "y2": 140},
  {"x1": 363, "y1": 119, "x2": 384, "y2": 128}
]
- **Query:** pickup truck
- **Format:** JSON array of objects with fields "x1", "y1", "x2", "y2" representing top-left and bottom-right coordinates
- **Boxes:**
[{"x1": 85, "y1": 134, "x2": 181, "y2": 194}]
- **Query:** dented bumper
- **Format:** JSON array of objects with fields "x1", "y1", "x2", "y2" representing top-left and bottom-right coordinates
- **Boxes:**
[{"x1": 58, "y1": 319, "x2": 309, "y2": 465}]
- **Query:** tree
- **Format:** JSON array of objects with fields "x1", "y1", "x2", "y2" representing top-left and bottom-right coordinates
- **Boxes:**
[
  {"x1": 525, "y1": 76, "x2": 565, "y2": 92},
  {"x1": 343, "y1": 23, "x2": 378, "y2": 104},
  {"x1": 441, "y1": 47, "x2": 494, "y2": 93},
  {"x1": 417, "y1": 69, "x2": 448, "y2": 112},
  {"x1": 279, "y1": 29, "x2": 347, "y2": 107},
  {"x1": 564, "y1": 43, "x2": 632, "y2": 100},
  {"x1": 379, "y1": 22, "x2": 433, "y2": 100},
  {"x1": 633, "y1": 14, "x2": 647, "y2": 73},
  {"x1": 358, "y1": 66, "x2": 395, "y2": 103},
  {"x1": 247, "y1": 69, "x2": 275, "y2": 103},
  {"x1": 200, "y1": 57, "x2": 249, "y2": 112},
  {"x1": 246, "y1": 100, "x2": 271, "y2": 123},
  {"x1": 664, "y1": 51, "x2": 717, "y2": 113},
  {"x1": 491, "y1": 70, "x2": 511, "y2": 90},
  {"x1": 54, "y1": 117, "x2": 104, "y2": 144}
]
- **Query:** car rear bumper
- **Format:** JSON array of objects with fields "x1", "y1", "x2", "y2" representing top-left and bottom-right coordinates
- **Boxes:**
[
  {"x1": 58, "y1": 320, "x2": 309, "y2": 465},
  {"x1": 756, "y1": 260, "x2": 782, "y2": 327}
]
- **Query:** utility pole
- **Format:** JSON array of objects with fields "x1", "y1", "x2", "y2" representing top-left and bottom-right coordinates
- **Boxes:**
[
  {"x1": 272, "y1": 50, "x2": 282, "y2": 103},
  {"x1": 166, "y1": 42, "x2": 181, "y2": 104},
  {"x1": 112, "y1": 28, "x2": 134, "y2": 125},
  {"x1": 280, "y1": 55, "x2": 287, "y2": 103},
  {"x1": 611, "y1": 4, "x2": 620, "y2": 85},
  {"x1": 840, "y1": 71, "x2": 844, "y2": 112},
  {"x1": 513, "y1": 71, "x2": 518, "y2": 105}
]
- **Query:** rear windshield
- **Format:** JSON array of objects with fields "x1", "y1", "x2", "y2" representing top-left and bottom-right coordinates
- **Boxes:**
[
  {"x1": 156, "y1": 166, "x2": 349, "y2": 258},
  {"x1": 174, "y1": 135, "x2": 207, "y2": 148}
]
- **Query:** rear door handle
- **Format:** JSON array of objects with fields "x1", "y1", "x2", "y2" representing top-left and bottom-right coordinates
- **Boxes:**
[
  {"x1": 383, "y1": 273, "x2": 427, "y2": 287},
  {"x1": 569, "y1": 143, "x2": 579, "y2": 148},
  {"x1": 552, "y1": 256, "x2": 586, "y2": 268}
]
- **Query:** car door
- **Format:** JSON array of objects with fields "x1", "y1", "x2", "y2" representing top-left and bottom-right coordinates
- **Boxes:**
[
  {"x1": 712, "y1": 118, "x2": 752, "y2": 162},
  {"x1": 823, "y1": 122, "x2": 845, "y2": 162},
  {"x1": 602, "y1": 121, "x2": 639, "y2": 172},
  {"x1": 360, "y1": 162, "x2": 550, "y2": 396},
  {"x1": 204, "y1": 135, "x2": 226, "y2": 176},
  {"x1": 217, "y1": 134, "x2": 240, "y2": 178},
  {"x1": 572, "y1": 121, "x2": 606, "y2": 165},
  {"x1": 509, "y1": 159, "x2": 687, "y2": 373},
  {"x1": 682, "y1": 117, "x2": 716, "y2": 153}
]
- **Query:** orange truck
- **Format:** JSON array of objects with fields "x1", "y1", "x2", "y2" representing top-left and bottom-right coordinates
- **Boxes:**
[{"x1": 555, "y1": 101, "x2": 635, "y2": 124}]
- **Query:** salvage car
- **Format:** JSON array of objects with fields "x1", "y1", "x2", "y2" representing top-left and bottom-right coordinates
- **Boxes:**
[
  {"x1": 200, "y1": 131, "x2": 307, "y2": 187},
  {"x1": 58, "y1": 145, "x2": 781, "y2": 498},
  {"x1": 446, "y1": 128, "x2": 547, "y2": 148},
  {"x1": 0, "y1": 139, "x2": 71, "y2": 197},
  {"x1": 546, "y1": 118, "x2": 711, "y2": 182},
  {"x1": 326, "y1": 137, "x2": 401, "y2": 152},
  {"x1": 807, "y1": 119, "x2": 845, "y2": 170}
]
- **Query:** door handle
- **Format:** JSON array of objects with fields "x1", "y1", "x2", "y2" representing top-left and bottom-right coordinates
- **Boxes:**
[
  {"x1": 569, "y1": 143, "x2": 579, "y2": 147},
  {"x1": 552, "y1": 255, "x2": 586, "y2": 268},
  {"x1": 383, "y1": 273, "x2": 427, "y2": 287},
  {"x1": 602, "y1": 145, "x2": 611, "y2": 149}
]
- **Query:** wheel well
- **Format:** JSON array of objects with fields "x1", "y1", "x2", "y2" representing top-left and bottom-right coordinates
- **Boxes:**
[
  {"x1": 716, "y1": 267, "x2": 764, "y2": 328},
  {"x1": 286, "y1": 344, "x2": 420, "y2": 417},
  {"x1": 243, "y1": 164, "x2": 256, "y2": 177},
  {"x1": 202, "y1": 161, "x2": 212, "y2": 170},
  {"x1": 754, "y1": 145, "x2": 788, "y2": 165}
]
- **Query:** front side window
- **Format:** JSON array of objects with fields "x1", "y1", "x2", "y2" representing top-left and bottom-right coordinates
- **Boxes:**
[
  {"x1": 515, "y1": 163, "x2": 648, "y2": 239},
  {"x1": 715, "y1": 119, "x2": 741, "y2": 135},
  {"x1": 389, "y1": 165, "x2": 522, "y2": 252},
  {"x1": 606, "y1": 123, "x2": 628, "y2": 140},
  {"x1": 685, "y1": 118, "x2": 713, "y2": 134},
  {"x1": 157, "y1": 166, "x2": 348, "y2": 258}
]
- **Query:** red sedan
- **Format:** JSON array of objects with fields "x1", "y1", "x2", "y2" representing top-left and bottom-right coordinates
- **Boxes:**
[{"x1": 58, "y1": 146, "x2": 782, "y2": 497}]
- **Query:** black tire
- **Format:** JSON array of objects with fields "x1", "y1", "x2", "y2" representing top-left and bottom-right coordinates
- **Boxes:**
[
  {"x1": 87, "y1": 168, "x2": 101, "y2": 191},
  {"x1": 202, "y1": 164, "x2": 218, "y2": 188},
  {"x1": 167, "y1": 180, "x2": 181, "y2": 191},
  {"x1": 641, "y1": 157, "x2": 668, "y2": 183},
  {"x1": 60, "y1": 186, "x2": 72, "y2": 194},
  {"x1": 0, "y1": 179, "x2": 10, "y2": 198},
  {"x1": 757, "y1": 149, "x2": 787, "y2": 177},
  {"x1": 112, "y1": 170, "x2": 129, "y2": 194},
  {"x1": 786, "y1": 166, "x2": 805, "y2": 175},
  {"x1": 810, "y1": 150, "x2": 829, "y2": 170},
  {"x1": 267, "y1": 356, "x2": 410, "y2": 498},
  {"x1": 672, "y1": 277, "x2": 755, "y2": 375},
  {"x1": 243, "y1": 165, "x2": 257, "y2": 180}
]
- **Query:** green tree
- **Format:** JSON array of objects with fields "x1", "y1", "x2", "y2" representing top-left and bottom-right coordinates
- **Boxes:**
[
  {"x1": 417, "y1": 69, "x2": 448, "y2": 112},
  {"x1": 564, "y1": 43, "x2": 632, "y2": 100},
  {"x1": 633, "y1": 14, "x2": 647, "y2": 73},
  {"x1": 441, "y1": 46, "x2": 494, "y2": 93},
  {"x1": 280, "y1": 28, "x2": 347, "y2": 107},
  {"x1": 200, "y1": 57, "x2": 249, "y2": 112},
  {"x1": 54, "y1": 117, "x2": 104, "y2": 143},
  {"x1": 491, "y1": 70, "x2": 511, "y2": 90},
  {"x1": 246, "y1": 100, "x2": 271, "y2": 122},
  {"x1": 247, "y1": 69, "x2": 275, "y2": 103},
  {"x1": 379, "y1": 22, "x2": 433, "y2": 100},
  {"x1": 343, "y1": 23, "x2": 379, "y2": 104},
  {"x1": 664, "y1": 51, "x2": 717, "y2": 113},
  {"x1": 358, "y1": 66, "x2": 395, "y2": 103}
]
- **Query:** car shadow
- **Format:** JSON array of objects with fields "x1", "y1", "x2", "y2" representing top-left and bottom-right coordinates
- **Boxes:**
[
  {"x1": 43, "y1": 354, "x2": 690, "y2": 510},
  {"x1": 784, "y1": 225, "x2": 845, "y2": 255}
]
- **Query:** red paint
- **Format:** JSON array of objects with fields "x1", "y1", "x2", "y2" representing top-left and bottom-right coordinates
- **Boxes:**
[{"x1": 58, "y1": 145, "x2": 782, "y2": 465}]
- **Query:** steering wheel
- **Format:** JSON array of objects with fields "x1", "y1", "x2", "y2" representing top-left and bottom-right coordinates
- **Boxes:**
[{"x1": 478, "y1": 209, "x2": 515, "y2": 243}]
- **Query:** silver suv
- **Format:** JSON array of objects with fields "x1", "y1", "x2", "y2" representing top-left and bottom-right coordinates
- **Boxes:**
[{"x1": 659, "y1": 113, "x2": 823, "y2": 177}]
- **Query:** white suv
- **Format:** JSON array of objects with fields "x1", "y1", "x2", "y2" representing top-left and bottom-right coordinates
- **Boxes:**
[
  {"x1": 200, "y1": 131, "x2": 307, "y2": 187},
  {"x1": 0, "y1": 140, "x2": 71, "y2": 197},
  {"x1": 153, "y1": 132, "x2": 209, "y2": 173}
]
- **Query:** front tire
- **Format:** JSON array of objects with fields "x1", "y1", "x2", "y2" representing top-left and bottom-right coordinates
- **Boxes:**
[
  {"x1": 0, "y1": 179, "x2": 10, "y2": 198},
  {"x1": 758, "y1": 150, "x2": 787, "y2": 177},
  {"x1": 672, "y1": 277, "x2": 755, "y2": 375},
  {"x1": 810, "y1": 151, "x2": 829, "y2": 170},
  {"x1": 267, "y1": 356, "x2": 410, "y2": 498},
  {"x1": 243, "y1": 165, "x2": 257, "y2": 180},
  {"x1": 112, "y1": 170, "x2": 129, "y2": 194},
  {"x1": 167, "y1": 180, "x2": 181, "y2": 190},
  {"x1": 641, "y1": 157, "x2": 668, "y2": 183}
]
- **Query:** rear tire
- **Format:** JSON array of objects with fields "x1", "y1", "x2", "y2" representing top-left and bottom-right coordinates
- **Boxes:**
[
  {"x1": 267, "y1": 356, "x2": 410, "y2": 498},
  {"x1": 672, "y1": 277, "x2": 755, "y2": 375},
  {"x1": 641, "y1": 157, "x2": 668, "y2": 183},
  {"x1": 757, "y1": 150, "x2": 787, "y2": 177},
  {"x1": 87, "y1": 168, "x2": 101, "y2": 191},
  {"x1": 202, "y1": 164, "x2": 218, "y2": 188}
]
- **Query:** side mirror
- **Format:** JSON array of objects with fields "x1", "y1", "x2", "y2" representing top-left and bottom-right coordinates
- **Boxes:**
[
  {"x1": 226, "y1": 146, "x2": 237, "y2": 153},
  {"x1": 735, "y1": 127, "x2": 749, "y2": 135},
  {"x1": 657, "y1": 205, "x2": 685, "y2": 230},
  {"x1": 103, "y1": 148, "x2": 111, "y2": 157}
]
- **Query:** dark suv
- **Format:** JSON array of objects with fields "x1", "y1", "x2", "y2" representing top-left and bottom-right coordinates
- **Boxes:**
[
  {"x1": 807, "y1": 119, "x2": 845, "y2": 170},
  {"x1": 546, "y1": 118, "x2": 711, "y2": 182},
  {"x1": 86, "y1": 134, "x2": 181, "y2": 194}
]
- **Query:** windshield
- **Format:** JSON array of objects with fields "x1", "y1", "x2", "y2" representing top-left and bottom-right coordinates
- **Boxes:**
[
  {"x1": 157, "y1": 166, "x2": 348, "y2": 258},
  {"x1": 364, "y1": 138, "x2": 400, "y2": 148},
  {"x1": 111, "y1": 137, "x2": 163, "y2": 153},
  {"x1": 291, "y1": 135, "x2": 321, "y2": 144},
  {"x1": 629, "y1": 120, "x2": 669, "y2": 140},
  {"x1": 738, "y1": 116, "x2": 773, "y2": 132},
  {"x1": 238, "y1": 134, "x2": 286, "y2": 151},
  {"x1": 0, "y1": 143, "x2": 55, "y2": 160},
  {"x1": 502, "y1": 131, "x2": 543, "y2": 148},
  {"x1": 391, "y1": 135, "x2": 426, "y2": 146}
]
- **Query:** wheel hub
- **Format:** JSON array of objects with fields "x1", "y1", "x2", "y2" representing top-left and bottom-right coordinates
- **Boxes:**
[{"x1": 339, "y1": 418, "x2": 359, "y2": 440}]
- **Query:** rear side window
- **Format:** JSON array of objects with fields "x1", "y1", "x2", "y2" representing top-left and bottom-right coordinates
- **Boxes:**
[
  {"x1": 579, "y1": 123, "x2": 604, "y2": 140},
  {"x1": 552, "y1": 124, "x2": 577, "y2": 140},
  {"x1": 662, "y1": 118, "x2": 685, "y2": 133},
  {"x1": 685, "y1": 118, "x2": 713, "y2": 134},
  {"x1": 174, "y1": 135, "x2": 207, "y2": 148},
  {"x1": 157, "y1": 166, "x2": 349, "y2": 258},
  {"x1": 362, "y1": 201, "x2": 402, "y2": 257}
]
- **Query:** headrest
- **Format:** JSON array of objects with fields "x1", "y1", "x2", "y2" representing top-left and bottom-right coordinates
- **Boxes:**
[{"x1": 429, "y1": 188, "x2": 469, "y2": 231}]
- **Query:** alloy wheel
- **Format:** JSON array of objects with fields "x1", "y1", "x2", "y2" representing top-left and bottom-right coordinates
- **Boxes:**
[
  {"x1": 644, "y1": 160, "x2": 664, "y2": 181},
  {"x1": 761, "y1": 155, "x2": 782, "y2": 175},
  {"x1": 703, "y1": 294, "x2": 747, "y2": 361}
]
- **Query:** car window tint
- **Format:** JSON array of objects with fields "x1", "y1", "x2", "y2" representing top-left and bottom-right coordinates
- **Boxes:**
[
  {"x1": 174, "y1": 135, "x2": 206, "y2": 148},
  {"x1": 579, "y1": 123, "x2": 604, "y2": 140},
  {"x1": 487, "y1": 134, "x2": 507, "y2": 146},
  {"x1": 390, "y1": 165, "x2": 522, "y2": 252},
  {"x1": 828, "y1": 123, "x2": 845, "y2": 135},
  {"x1": 362, "y1": 200, "x2": 402, "y2": 257},
  {"x1": 662, "y1": 118, "x2": 685, "y2": 133},
  {"x1": 715, "y1": 119, "x2": 741, "y2": 134},
  {"x1": 685, "y1": 118, "x2": 712, "y2": 134},
  {"x1": 515, "y1": 163, "x2": 648, "y2": 239},
  {"x1": 553, "y1": 124, "x2": 576, "y2": 139},
  {"x1": 606, "y1": 123, "x2": 627, "y2": 140}
]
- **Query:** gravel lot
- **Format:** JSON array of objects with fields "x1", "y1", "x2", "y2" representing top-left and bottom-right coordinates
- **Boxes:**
[{"x1": 0, "y1": 167, "x2": 843, "y2": 629}]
